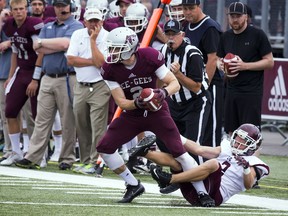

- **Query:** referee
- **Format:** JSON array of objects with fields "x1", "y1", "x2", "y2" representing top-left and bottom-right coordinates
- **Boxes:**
[{"x1": 159, "y1": 19, "x2": 211, "y2": 164}]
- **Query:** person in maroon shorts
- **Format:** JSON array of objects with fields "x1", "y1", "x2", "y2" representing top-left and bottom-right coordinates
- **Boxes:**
[
  {"x1": 132, "y1": 124, "x2": 269, "y2": 206},
  {"x1": 92, "y1": 27, "x2": 214, "y2": 206},
  {"x1": 0, "y1": 0, "x2": 43, "y2": 166}
]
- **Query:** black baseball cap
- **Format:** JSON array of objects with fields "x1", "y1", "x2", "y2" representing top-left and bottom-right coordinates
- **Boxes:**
[
  {"x1": 227, "y1": 2, "x2": 247, "y2": 15},
  {"x1": 182, "y1": 0, "x2": 200, "y2": 5},
  {"x1": 53, "y1": 0, "x2": 70, "y2": 6},
  {"x1": 164, "y1": 19, "x2": 182, "y2": 34}
]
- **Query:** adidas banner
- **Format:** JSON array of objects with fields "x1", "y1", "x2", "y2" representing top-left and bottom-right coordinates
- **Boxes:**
[{"x1": 262, "y1": 58, "x2": 288, "y2": 120}]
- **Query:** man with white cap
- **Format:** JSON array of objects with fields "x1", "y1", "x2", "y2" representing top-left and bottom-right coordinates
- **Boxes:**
[{"x1": 66, "y1": 7, "x2": 111, "y2": 175}]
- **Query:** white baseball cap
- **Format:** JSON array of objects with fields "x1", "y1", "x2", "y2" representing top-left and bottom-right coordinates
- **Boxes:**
[{"x1": 84, "y1": 8, "x2": 103, "y2": 21}]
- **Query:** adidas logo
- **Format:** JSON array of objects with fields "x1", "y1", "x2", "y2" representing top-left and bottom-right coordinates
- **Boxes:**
[
  {"x1": 14, "y1": 32, "x2": 18, "y2": 36},
  {"x1": 128, "y1": 73, "x2": 136, "y2": 79},
  {"x1": 268, "y1": 66, "x2": 288, "y2": 112}
]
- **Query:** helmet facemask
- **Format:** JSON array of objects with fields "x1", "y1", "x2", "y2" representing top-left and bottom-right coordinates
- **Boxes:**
[
  {"x1": 124, "y1": 17, "x2": 148, "y2": 33},
  {"x1": 167, "y1": 5, "x2": 184, "y2": 22},
  {"x1": 105, "y1": 43, "x2": 131, "y2": 63},
  {"x1": 124, "y1": 3, "x2": 149, "y2": 33}
]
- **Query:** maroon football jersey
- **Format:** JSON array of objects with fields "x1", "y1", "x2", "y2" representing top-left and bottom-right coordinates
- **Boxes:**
[
  {"x1": 43, "y1": 5, "x2": 56, "y2": 21},
  {"x1": 3, "y1": 17, "x2": 44, "y2": 70},
  {"x1": 102, "y1": 47, "x2": 165, "y2": 100},
  {"x1": 103, "y1": 17, "x2": 124, "y2": 31}
]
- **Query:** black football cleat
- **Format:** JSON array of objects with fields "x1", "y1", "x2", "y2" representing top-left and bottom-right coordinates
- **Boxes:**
[
  {"x1": 198, "y1": 192, "x2": 215, "y2": 207},
  {"x1": 159, "y1": 183, "x2": 180, "y2": 194},
  {"x1": 118, "y1": 180, "x2": 145, "y2": 203},
  {"x1": 150, "y1": 164, "x2": 172, "y2": 189},
  {"x1": 252, "y1": 181, "x2": 260, "y2": 189},
  {"x1": 129, "y1": 135, "x2": 156, "y2": 157},
  {"x1": 59, "y1": 162, "x2": 72, "y2": 170},
  {"x1": 15, "y1": 158, "x2": 40, "y2": 169}
]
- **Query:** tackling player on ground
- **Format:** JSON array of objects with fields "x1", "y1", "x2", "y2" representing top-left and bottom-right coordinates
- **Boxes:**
[{"x1": 130, "y1": 123, "x2": 270, "y2": 206}]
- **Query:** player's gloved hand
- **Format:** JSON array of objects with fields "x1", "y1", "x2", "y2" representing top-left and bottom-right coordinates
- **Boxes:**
[
  {"x1": 234, "y1": 155, "x2": 250, "y2": 169},
  {"x1": 134, "y1": 97, "x2": 147, "y2": 109},
  {"x1": 153, "y1": 88, "x2": 168, "y2": 104}
]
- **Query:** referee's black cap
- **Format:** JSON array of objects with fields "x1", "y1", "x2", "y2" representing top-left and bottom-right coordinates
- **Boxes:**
[
  {"x1": 164, "y1": 19, "x2": 182, "y2": 33},
  {"x1": 227, "y1": 2, "x2": 247, "y2": 15}
]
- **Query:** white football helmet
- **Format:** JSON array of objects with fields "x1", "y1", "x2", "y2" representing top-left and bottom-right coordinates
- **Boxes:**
[
  {"x1": 167, "y1": 0, "x2": 184, "y2": 22},
  {"x1": 108, "y1": 0, "x2": 120, "y2": 18},
  {"x1": 124, "y1": 3, "x2": 149, "y2": 34},
  {"x1": 86, "y1": 0, "x2": 109, "y2": 19},
  {"x1": 230, "y1": 123, "x2": 263, "y2": 156},
  {"x1": 105, "y1": 27, "x2": 139, "y2": 64},
  {"x1": 72, "y1": 0, "x2": 81, "y2": 20}
]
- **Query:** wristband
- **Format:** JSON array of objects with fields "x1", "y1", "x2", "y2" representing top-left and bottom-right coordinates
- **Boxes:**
[
  {"x1": 243, "y1": 167, "x2": 251, "y2": 175},
  {"x1": 162, "y1": 88, "x2": 169, "y2": 97},
  {"x1": 32, "y1": 66, "x2": 42, "y2": 80},
  {"x1": 134, "y1": 99, "x2": 140, "y2": 109}
]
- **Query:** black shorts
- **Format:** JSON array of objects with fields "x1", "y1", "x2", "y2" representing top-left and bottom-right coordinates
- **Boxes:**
[{"x1": 224, "y1": 92, "x2": 262, "y2": 133}]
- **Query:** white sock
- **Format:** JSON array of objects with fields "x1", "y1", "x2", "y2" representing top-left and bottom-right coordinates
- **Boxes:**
[
  {"x1": 175, "y1": 152, "x2": 208, "y2": 194},
  {"x1": 175, "y1": 152, "x2": 198, "y2": 171},
  {"x1": 52, "y1": 134, "x2": 62, "y2": 153},
  {"x1": 119, "y1": 167, "x2": 138, "y2": 186},
  {"x1": 22, "y1": 133, "x2": 29, "y2": 153},
  {"x1": 9, "y1": 133, "x2": 21, "y2": 155},
  {"x1": 192, "y1": 181, "x2": 208, "y2": 194}
]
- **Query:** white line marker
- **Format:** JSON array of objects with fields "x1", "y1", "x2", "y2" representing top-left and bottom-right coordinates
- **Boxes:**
[{"x1": 1, "y1": 166, "x2": 288, "y2": 211}]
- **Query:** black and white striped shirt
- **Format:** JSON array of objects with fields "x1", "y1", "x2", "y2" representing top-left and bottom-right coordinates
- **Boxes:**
[{"x1": 161, "y1": 41, "x2": 209, "y2": 103}]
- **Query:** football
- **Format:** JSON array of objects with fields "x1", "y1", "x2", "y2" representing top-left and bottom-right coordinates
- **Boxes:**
[
  {"x1": 139, "y1": 88, "x2": 162, "y2": 112},
  {"x1": 223, "y1": 53, "x2": 239, "y2": 78}
]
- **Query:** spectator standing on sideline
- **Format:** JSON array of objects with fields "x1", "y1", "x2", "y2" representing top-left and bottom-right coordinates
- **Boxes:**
[
  {"x1": 15, "y1": 0, "x2": 83, "y2": 170},
  {"x1": 30, "y1": 0, "x2": 45, "y2": 18},
  {"x1": 160, "y1": 19, "x2": 210, "y2": 164},
  {"x1": 132, "y1": 123, "x2": 269, "y2": 206},
  {"x1": 217, "y1": 2, "x2": 274, "y2": 135},
  {"x1": 67, "y1": 8, "x2": 110, "y2": 174},
  {"x1": 20, "y1": 0, "x2": 47, "y2": 158},
  {"x1": 182, "y1": 0, "x2": 224, "y2": 149},
  {"x1": 0, "y1": 1, "x2": 12, "y2": 162},
  {"x1": 29, "y1": 0, "x2": 63, "y2": 164},
  {"x1": 0, "y1": 0, "x2": 44, "y2": 166},
  {"x1": 95, "y1": 27, "x2": 214, "y2": 206}
]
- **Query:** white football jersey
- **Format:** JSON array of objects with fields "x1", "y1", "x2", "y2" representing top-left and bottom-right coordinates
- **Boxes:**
[{"x1": 217, "y1": 139, "x2": 270, "y2": 203}]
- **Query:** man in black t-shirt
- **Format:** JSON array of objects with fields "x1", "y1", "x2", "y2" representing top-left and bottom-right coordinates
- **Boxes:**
[
  {"x1": 182, "y1": 0, "x2": 224, "y2": 149},
  {"x1": 217, "y1": 2, "x2": 274, "y2": 135}
]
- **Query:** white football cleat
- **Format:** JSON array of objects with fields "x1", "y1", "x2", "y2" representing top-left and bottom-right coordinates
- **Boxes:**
[{"x1": 0, "y1": 152, "x2": 23, "y2": 166}]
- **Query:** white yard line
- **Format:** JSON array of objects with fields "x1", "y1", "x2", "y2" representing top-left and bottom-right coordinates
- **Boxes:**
[{"x1": 1, "y1": 166, "x2": 288, "y2": 211}]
